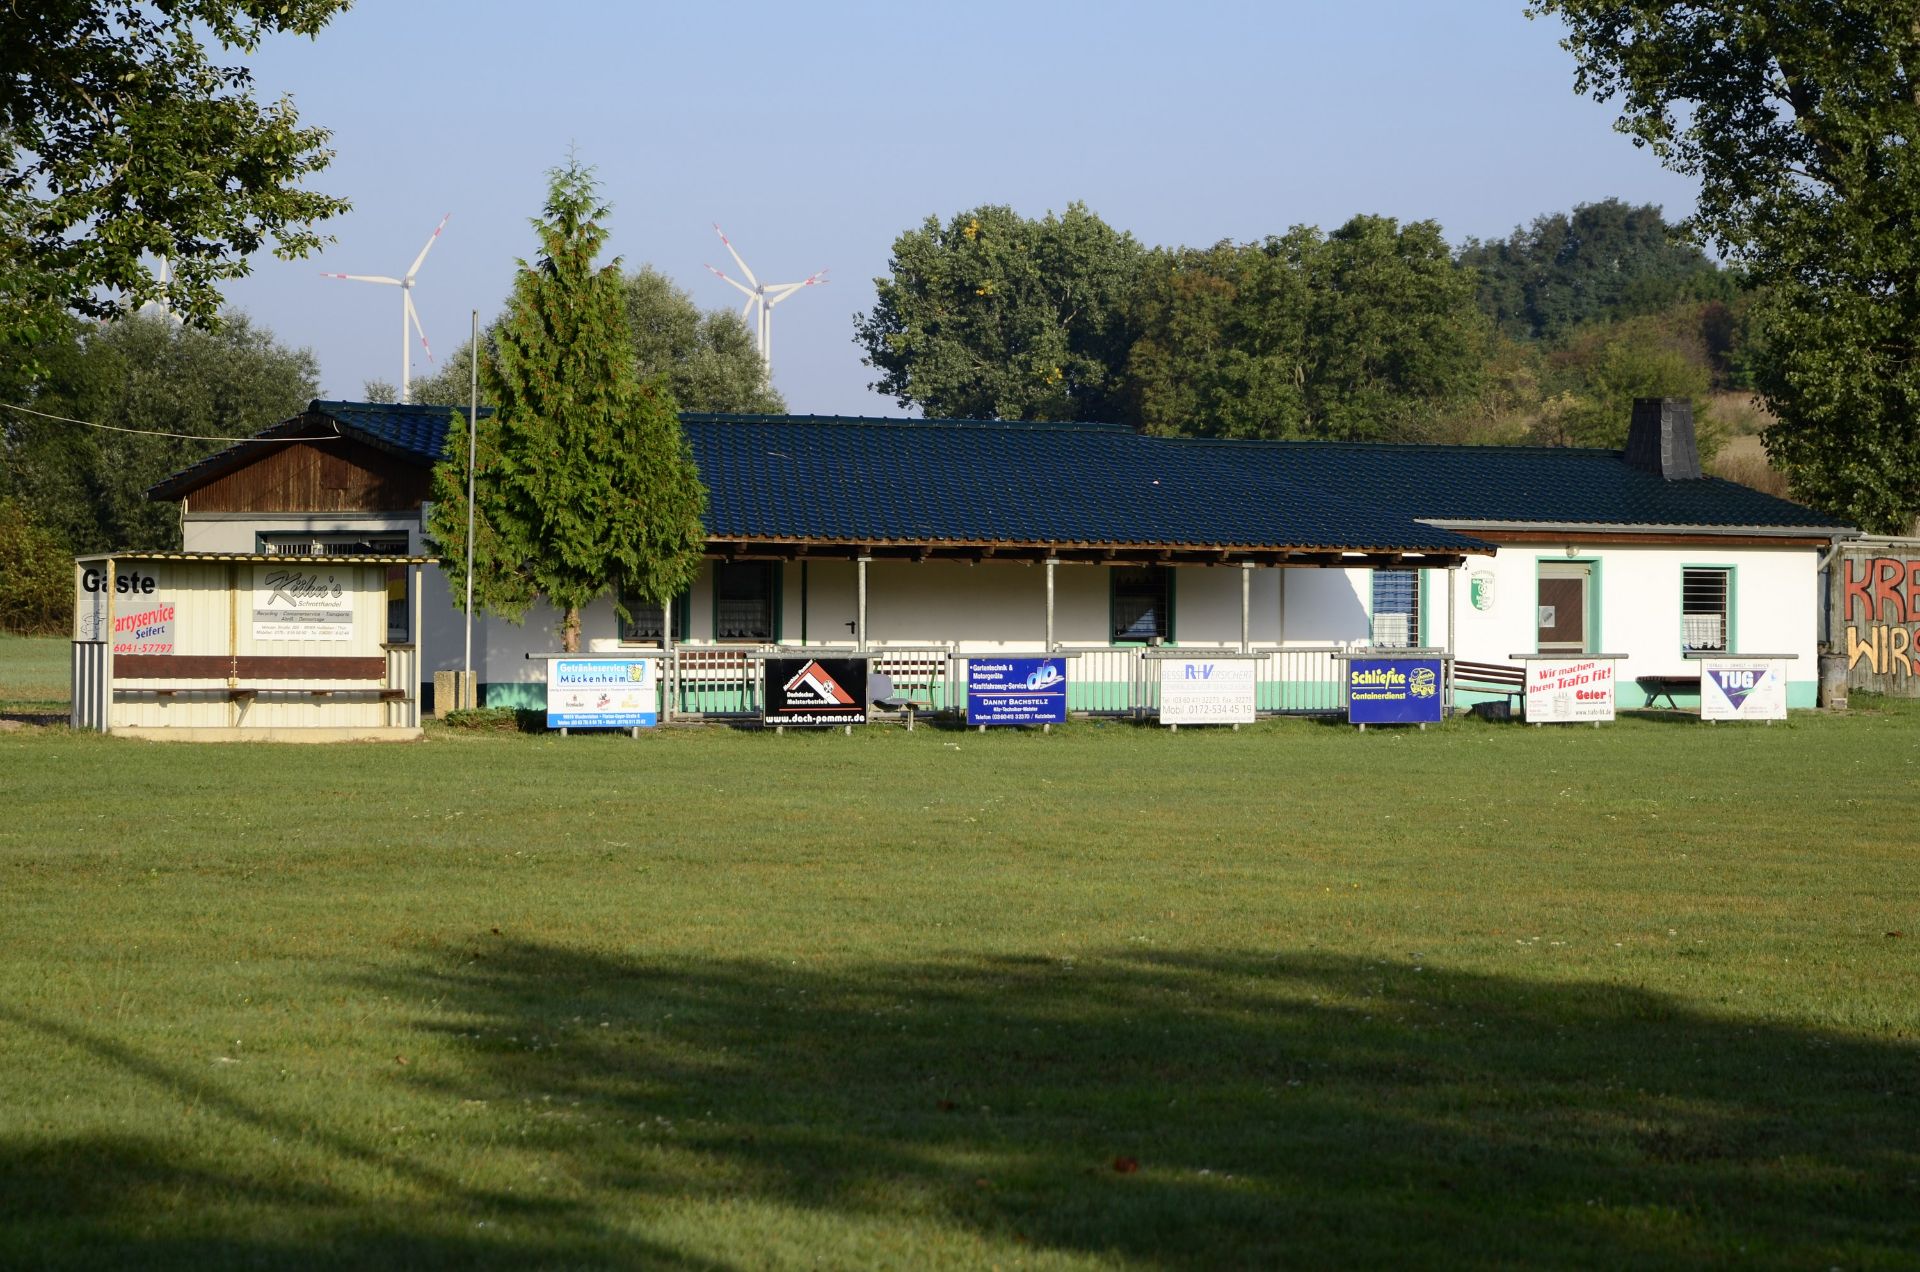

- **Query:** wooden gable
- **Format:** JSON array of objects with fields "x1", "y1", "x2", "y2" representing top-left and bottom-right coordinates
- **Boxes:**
[{"x1": 180, "y1": 437, "x2": 431, "y2": 513}]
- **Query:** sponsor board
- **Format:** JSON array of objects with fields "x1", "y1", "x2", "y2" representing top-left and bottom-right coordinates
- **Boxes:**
[
  {"x1": 968, "y1": 657, "x2": 1067, "y2": 726},
  {"x1": 75, "y1": 565, "x2": 167, "y2": 642},
  {"x1": 252, "y1": 565, "x2": 353, "y2": 641},
  {"x1": 1347, "y1": 657, "x2": 1443, "y2": 726},
  {"x1": 1158, "y1": 657, "x2": 1255, "y2": 725},
  {"x1": 764, "y1": 657, "x2": 868, "y2": 727},
  {"x1": 546, "y1": 657, "x2": 658, "y2": 729},
  {"x1": 1523, "y1": 657, "x2": 1615, "y2": 723},
  {"x1": 1699, "y1": 657, "x2": 1788, "y2": 721},
  {"x1": 111, "y1": 599, "x2": 176, "y2": 655}
]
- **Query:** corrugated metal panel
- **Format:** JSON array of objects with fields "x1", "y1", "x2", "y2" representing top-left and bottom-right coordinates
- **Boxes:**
[{"x1": 99, "y1": 557, "x2": 419, "y2": 733}]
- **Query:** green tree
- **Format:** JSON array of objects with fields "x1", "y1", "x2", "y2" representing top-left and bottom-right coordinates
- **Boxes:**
[
  {"x1": 1532, "y1": 325, "x2": 1716, "y2": 451},
  {"x1": 856, "y1": 203, "x2": 1145, "y2": 421},
  {"x1": 1458, "y1": 199, "x2": 1731, "y2": 341},
  {"x1": 1, "y1": 1, "x2": 350, "y2": 347},
  {"x1": 1125, "y1": 216, "x2": 1490, "y2": 441},
  {"x1": 424, "y1": 160, "x2": 708, "y2": 653},
  {"x1": 0, "y1": 497, "x2": 71, "y2": 634},
  {"x1": 1, "y1": 311, "x2": 318, "y2": 552},
  {"x1": 1534, "y1": 1, "x2": 1920, "y2": 531},
  {"x1": 380, "y1": 266, "x2": 783, "y2": 415}
]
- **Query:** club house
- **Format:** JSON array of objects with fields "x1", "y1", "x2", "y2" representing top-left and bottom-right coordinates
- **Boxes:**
[{"x1": 145, "y1": 396, "x2": 1852, "y2": 721}]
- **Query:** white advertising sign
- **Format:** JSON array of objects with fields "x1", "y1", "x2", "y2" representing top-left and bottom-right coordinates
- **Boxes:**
[
  {"x1": 1523, "y1": 657, "x2": 1616, "y2": 723},
  {"x1": 547, "y1": 657, "x2": 660, "y2": 729},
  {"x1": 1699, "y1": 658, "x2": 1788, "y2": 722},
  {"x1": 253, "y1": 565, "x2": 354, "y2": 641},
  {"x1": 75, "y1": 563, "x2": 169, "y2": 644},
  {"x1": 1159, "y1": 657, "x2": 1256, "y2": 725}
]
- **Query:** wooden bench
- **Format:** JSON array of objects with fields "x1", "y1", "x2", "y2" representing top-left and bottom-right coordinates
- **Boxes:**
[
  {"x1": 1453, "y1": 660, "x2": 1526, "y2": 714},
  {"x1": 1636, "y1": 674, "x2": 1699, "y2": 708}
]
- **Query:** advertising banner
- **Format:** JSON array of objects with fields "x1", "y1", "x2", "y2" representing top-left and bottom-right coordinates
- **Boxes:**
[
  {"x1": 1347, "y1": 657, "x2": 1443, "y2": 726},
  {"x1": 111, "y1": 598, "x2": 176, "y2": 656},
  {"x1": 252, "y1": 565, "x2": 354, "y2": 642},
  {"x1": 967, "y1": 657, "x2": 1067, "y2": 726},
  {"x1": 764, "y1": 656, "x2": 868, "y2": 727},
  {"x1": 75, "y1": 563, "x2": 170, "y2": 646},
  {"x1": 1158, "y1": 657, "x2": 1256, "y2": 725},
  {"x1": 546, "y1": 656, "x2": 659, "y2": 729},
  {"x1": 1523, "y1": 657, "x2": 1616, "y2": 723},
  {"x1": 1700, "y1": 657, "x2": 1788, "y2": 722}
]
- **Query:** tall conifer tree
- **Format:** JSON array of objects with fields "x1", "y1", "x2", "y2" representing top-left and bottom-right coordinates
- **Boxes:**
[{"x1": 427, "y1": 159, "x2": 708, "y2": 652}]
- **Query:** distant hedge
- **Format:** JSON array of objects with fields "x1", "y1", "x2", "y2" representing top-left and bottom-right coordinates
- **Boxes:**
[{"x1": 0, "y1": 499, "x2": 69, "y2": 635}]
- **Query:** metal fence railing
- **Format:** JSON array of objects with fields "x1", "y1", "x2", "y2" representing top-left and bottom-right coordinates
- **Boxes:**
[
  {"x1": 657, "y1": 643, "x2": 1359, "y2": 722},
  {"x1": 668, "y1": 646, "x2": 765, "y2": 720}
]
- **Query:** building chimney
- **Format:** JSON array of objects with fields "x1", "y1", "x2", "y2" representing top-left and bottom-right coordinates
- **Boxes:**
[{"x1": 1624, "y1": 397, "x2": 1702, "y2": 480}]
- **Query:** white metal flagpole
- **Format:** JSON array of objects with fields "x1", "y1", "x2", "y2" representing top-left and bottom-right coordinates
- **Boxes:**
[{"x1": 464, "y1": 309, "x2": 478, "y2": 699}]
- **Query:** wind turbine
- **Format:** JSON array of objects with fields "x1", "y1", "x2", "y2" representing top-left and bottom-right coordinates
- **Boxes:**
[
  {"x1": 704, "y1": 224, "x2": 827, "y2": 374},
  {"x1": 321, "y1": 213, "x2": 450, "y2": 403}
]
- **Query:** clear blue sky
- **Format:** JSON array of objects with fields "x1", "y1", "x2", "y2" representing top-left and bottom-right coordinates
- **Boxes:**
[{"x1": 222, "y1": 0, "x2": 1699, "y2": 416}]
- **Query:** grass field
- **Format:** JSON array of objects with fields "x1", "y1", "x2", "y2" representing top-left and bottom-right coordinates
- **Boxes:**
[
  {"x1": 0, "y1": 633, "x2": 70, "y2": 715},
  {"x1": 1, "y1": 637, "x2": 1916, "y2": 1268}
]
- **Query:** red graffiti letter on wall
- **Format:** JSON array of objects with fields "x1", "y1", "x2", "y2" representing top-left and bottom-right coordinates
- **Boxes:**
[
  {"x1": 1844, "y1": 558, "x2": 1876, "y2": 623},
  {"x1": 1908, "y1": 559, "x2": 1920, "y2": 623},
  {"x1": 1875, "y1": 558, "x2": 1907, "y2": 625}
]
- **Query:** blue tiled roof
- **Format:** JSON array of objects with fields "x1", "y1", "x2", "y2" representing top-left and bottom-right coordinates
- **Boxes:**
[
  {"x1": 310, "y1": 400, "x2": 474, "y2": 462},
  {"x1": 679, "y1": 414, "x2": 1483, "y2": 552},
  {"x1": 1206, "y1": 437, "x2": 1841, "y2": 530},
  {"x1": 151, "y1": 402, "x2": 1849, "y2": 551}
]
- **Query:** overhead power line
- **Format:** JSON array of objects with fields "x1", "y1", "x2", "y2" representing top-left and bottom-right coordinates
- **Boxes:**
[{"x1": 0, "y1": 400, "x2": 338, "y2": 442}]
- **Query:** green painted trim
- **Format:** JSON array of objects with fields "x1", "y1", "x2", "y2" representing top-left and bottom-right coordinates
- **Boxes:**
[
  {"x1": 481, "y1": 681, "x2": 547, "y2": 709},
  {"x1": 1419, "y1": 568, "x2": 1431, "y2": 648},
  {"x1": 1168, "y1": 567, "x2": 1178, "y2": 645},
  {"x1": 1681, "y1": 562, "x2": 1737, "y2": 653},
  {"x1": 1787, "y1": 678, "x2": 1818, "y2": 709}
]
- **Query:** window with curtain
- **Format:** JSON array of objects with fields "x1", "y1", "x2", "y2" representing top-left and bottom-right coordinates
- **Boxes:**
[
  {"x1": 1682, "y1": 567, "x2": 1730, "y2": 652},
  {"x1": 1371, "y1": 570, "x2": 1420, "y2": 647},
  {"x1": 714, "y1": 561, "x2": 776, "y2": 642},
  {"x1": 1110, "y1": 566, "x2": 1171, "y2": 642},
  {"x1": 616, "y1": 587, "x2": 688, "y2": 643}
]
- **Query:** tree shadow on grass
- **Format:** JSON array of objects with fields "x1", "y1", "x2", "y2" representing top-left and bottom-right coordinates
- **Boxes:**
[
  {"x1": 5, "y1": 947, "x2": 1916, "y2": 1267},
  {"x1": 375, "y1": 943, "x2": 1917, "y2": 1267},
  {"x1": 0, "y1": 1004, "x2": 721, "y2": 1270}
]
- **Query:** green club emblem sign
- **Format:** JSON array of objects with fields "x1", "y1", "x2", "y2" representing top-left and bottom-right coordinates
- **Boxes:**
[{"x1": 1469, "y1": 571, "x2": 1495, "y2": 612}]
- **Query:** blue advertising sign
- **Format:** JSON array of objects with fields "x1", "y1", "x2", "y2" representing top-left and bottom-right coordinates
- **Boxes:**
[
  {"x1": 968, "y1": 657, "x2": 1067, "y2": 726},
  {"x1": 1347, "y1": 657, "x2": 1444, "y2": 726},
  {"x1": 546, "y1": 656, "x2": 659, "y2": 729}
]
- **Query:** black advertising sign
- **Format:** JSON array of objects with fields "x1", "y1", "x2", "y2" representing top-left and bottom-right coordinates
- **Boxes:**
[{"x1": 762, "y1": 657, "x2": 868, "y2": 727}]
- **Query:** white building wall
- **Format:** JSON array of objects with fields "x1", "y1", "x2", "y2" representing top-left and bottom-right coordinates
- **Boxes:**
[
  {"x1": 1446, "y1": 542, "x2": 1821, "y2": 704},
  {"x1": 179, "y1": 510, "x2": 1826, "y2": 708}
]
